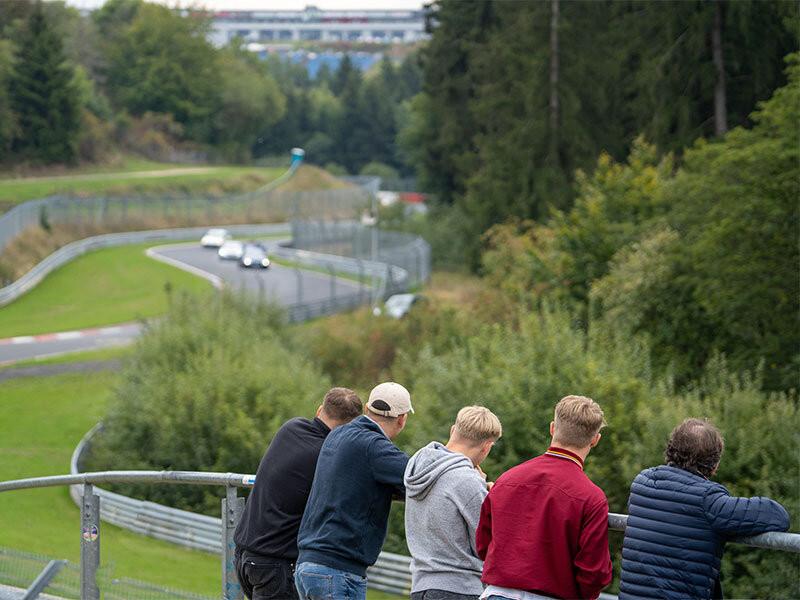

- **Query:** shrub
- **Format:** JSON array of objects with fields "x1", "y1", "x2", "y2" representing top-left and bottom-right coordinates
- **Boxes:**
[{"x1": 86, "y1": 291, "x2": 331, "y2": 514}]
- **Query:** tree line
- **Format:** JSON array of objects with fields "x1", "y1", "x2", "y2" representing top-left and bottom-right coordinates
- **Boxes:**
[
  {"x1": 0, "y1": 0, "x2": 420, "y2": 172},
  {"x1": 401, "y1": 0, "x2": 798, "y2": 264},
  {"x1": 394, "y1": 0, "x2": 798, "y2": 392}
]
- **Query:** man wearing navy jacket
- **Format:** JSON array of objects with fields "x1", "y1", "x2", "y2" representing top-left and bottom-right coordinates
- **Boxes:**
[
  {"x1": 619, "y1": 418, "x2": 790, "y2": 599},
  {"x1": 295, "y1": 381, "x2": 414, "y2": 600}
]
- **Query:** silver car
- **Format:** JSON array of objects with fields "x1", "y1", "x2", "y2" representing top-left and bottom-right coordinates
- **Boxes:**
[
  {"x1": 218, "y1": 240, "x2": 245, "y2": 260},
  {"x1": 201, "y1": 228, "x2": 230, "y2": 248}
]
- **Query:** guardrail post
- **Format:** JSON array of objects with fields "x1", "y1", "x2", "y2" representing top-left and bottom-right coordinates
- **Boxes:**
[
  {"x1": 80, "y1": 483, "x2": 100, "y2": 600},
  {"x1": 327, "y1": 263, "x2": 336, "y2": 305},
  {"x1": 222, "y1": 485, "x2": 245, "y2": 600},
  {"x1": 413, "y1": 244, "x2": 423, "y2": 286},
  {"x1": 294, "y1": 267, "x2": 303, "y2": 305},
  {"x1": 356, "y1": 259, "x2": 365, "y2": 303}
]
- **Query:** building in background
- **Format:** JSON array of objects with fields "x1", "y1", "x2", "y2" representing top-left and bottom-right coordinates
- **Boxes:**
[{"x1": 209, "y1": 5, "x2": 428, "y2": 47}]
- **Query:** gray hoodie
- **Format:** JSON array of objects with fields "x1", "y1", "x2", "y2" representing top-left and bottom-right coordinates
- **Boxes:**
[{"x1": 404, "y1": 441, "x2": 489, "y2": 595}]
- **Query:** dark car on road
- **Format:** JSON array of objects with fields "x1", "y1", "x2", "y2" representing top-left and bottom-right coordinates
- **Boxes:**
[{"x1": 240, "y1": 243, "x2": 271, "y2": 269}]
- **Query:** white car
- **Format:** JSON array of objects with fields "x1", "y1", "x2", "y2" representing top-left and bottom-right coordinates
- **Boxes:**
[
  {"x1": 201, "y1": 228, "x2": 230, "y2": 248},
  {"x1": 383, "y1": 293, "x2": 420, "y2": 319},
  {"x1": 218, "y1": 240, "x2": 245, "y2": 260}
]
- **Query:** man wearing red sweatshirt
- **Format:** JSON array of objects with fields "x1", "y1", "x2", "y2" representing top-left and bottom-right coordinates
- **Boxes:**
[{"x1": 476, "y1": 395, "x2": 612, "y2": 600}]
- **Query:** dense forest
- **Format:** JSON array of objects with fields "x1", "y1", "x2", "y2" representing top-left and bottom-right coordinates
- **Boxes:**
[
  {"x1": 0, "y1": 0, "x2": 420, "y2": 174},
  {"x1": 401, "y1": 0, "x2": 798, "y2": 264}
]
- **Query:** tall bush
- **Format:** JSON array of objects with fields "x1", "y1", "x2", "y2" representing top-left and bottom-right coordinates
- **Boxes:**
[{"x1": 86, "y1": 291, "x2": 331, "y2": 514}]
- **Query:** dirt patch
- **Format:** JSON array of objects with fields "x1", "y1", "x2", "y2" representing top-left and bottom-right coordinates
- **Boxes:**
[{"x1": 275, "y1": 165, "x2": 353, "y2": 191}]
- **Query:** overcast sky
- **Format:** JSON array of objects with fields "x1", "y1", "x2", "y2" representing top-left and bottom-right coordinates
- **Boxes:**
[{"x1": 64, "y1": 0, "x2": 425, "y2": 10}]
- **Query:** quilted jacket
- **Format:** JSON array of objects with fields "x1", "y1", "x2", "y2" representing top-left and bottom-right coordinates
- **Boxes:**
[{"x1": 618, "y1": 465, "x2": 790, "y2": 599}]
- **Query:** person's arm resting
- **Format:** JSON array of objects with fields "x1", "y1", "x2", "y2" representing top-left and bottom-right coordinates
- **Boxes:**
[
  {"x1": 368, "y1": 437, "x2": 409, "y2": 495},
  {"x1": 575, "y1": 497, "x2": 613, "y2": 599},
  {"x1": 703, "y1": 485, "x2": 791, "y2": 537}
]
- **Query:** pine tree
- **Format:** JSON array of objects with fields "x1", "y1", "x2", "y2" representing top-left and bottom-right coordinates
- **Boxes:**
[
  {"x1": 332, "y1": 54, "x2": 355, "y2": 97},
  {"x1": 9, "y1": 3, "x2": 80, "y2": 163}
]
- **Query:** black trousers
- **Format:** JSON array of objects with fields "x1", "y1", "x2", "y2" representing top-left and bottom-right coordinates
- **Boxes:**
[{"x1": 235, "y1": 550, "x2": 298, "y2": 600}]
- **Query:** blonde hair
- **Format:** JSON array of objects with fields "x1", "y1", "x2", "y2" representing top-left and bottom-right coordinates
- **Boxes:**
[
  {"x1": 453, "y1": 406, "x2": 502, "y2": 444},
  {"x1": 553, "y1": 395, "x2": 606, "y2": 447}
]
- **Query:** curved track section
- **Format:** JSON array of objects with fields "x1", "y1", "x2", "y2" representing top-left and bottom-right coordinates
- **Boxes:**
[
  {"x1": 0, "y1": 242, "x2": 366, "y2": 363},
  {"x1": 150, "y1": 242, "x2": 365, "y2": 307}
]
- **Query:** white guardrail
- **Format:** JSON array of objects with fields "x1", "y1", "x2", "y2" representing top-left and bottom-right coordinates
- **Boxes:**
[{"x1": 69, "y1": 425, "x2": 413, "y2": 597}]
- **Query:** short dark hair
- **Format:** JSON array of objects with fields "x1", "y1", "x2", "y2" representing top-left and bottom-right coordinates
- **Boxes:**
[
  {"x1": 664, "y1": 418, "x2": 724, "y2": 478},
  {"x1": 321, "y1": 387, "x2": 362, "y2": 423}
]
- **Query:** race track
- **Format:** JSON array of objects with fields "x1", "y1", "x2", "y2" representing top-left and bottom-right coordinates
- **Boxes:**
[{"x1": 0, "y1": 241, "x2": 365, "y2": 364}]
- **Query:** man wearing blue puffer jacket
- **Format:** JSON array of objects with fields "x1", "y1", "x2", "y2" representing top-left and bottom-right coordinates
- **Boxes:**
[{"x1": 619, "y1": 418, "x2": 790, "y2": 599}]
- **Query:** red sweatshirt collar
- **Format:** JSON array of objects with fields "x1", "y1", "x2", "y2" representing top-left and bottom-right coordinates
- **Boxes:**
[{"x1": 545, "y1": 446, "x2": 584, "y2": 470}]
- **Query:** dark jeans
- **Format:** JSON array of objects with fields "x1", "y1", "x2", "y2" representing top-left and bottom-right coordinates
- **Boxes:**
[
  {"x1": 235, "y1": 550, "x2": 298, "y2": 600},
  {"x1": 410, "y1": 590, "x2": 480, "y2": 600}
]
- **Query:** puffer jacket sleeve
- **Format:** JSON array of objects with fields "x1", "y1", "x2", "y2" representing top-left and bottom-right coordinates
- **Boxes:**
[{"x1": 702, "y1": 483, "x2": 790, "y2": 537}]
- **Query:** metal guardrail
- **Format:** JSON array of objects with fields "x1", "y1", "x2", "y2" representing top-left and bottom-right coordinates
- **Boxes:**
[
  {"x1": 0, "y1": 223, "x2": 291, "y2": 307},
  {"x1": 290, "y1": 220, "x2": 431, "y2": 294},
  {"x1": 1, "y1": 467, "x2": 798, "y2": 600}
]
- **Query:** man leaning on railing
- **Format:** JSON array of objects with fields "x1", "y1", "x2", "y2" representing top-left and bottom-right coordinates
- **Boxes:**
[{"x1": 618, "y1": 418, "x2": 791, "y2": 600}]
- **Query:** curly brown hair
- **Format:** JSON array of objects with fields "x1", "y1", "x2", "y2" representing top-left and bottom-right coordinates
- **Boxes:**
[{"x1": 664, "y1": 418, "x2": 724, "y2": 478}]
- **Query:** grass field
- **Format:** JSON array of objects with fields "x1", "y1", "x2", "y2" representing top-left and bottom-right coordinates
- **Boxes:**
[
  {"x1": 0, "y1": 368, "x2": 402, "y2": 599},
  {"x1": 0, "y1": 371, "x2": 222, "y2": 595},
  {"x1": 0, "y1": 243, "x2": 213, "y2": 338},
  {"x1": 0, "y1": 163, "x2": 284, "y2": 207}
]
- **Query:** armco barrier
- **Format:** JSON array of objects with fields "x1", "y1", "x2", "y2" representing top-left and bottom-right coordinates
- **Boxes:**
[{"x1": 0, "y1": 223, "x2": 290, "y2": 307}]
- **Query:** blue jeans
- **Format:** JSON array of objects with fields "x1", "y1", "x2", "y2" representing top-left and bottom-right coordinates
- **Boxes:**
[{"x1": 294, "y1": 561, "x2": 367, "y2": 600}]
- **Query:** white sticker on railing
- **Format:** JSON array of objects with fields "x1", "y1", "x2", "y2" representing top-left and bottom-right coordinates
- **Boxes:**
[{"x1": 242, "y1": 475, "x2": 256, "y2": 486}]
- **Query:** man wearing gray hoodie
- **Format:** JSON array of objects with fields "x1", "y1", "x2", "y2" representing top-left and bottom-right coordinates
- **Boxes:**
[{"x1": 404, "y1": 406, "x2": 503, "y2": 600}]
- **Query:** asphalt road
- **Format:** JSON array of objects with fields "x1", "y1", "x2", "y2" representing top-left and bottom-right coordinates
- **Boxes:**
[
  {"x1": 0, "y1": 324, "x2": 141, "y2": 365},
  {"x1": 0, "y1": 242, "x2": 364, "y2": 364},
  {"x1": 151, "y1": 242, "x2": 363, "y2": 306}
]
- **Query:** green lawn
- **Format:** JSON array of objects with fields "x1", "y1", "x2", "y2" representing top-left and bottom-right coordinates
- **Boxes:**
[
  {"x1": 0, "y1": 372, "x2": 221, "y2": 595},
  {"x1": 0, "y1": 243, "x2": 213, "y2": 338},
  {"x1": 0, "y1": 164, "x2": 283, "y2": 206},
  {"x1": 0, "y1": 367, "x2": 403, "y2": 599}
]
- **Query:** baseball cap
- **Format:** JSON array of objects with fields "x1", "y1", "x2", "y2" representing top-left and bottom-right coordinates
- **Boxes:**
[{"x1": 366, "y1": 382, "x2": 414, "y2": 418}]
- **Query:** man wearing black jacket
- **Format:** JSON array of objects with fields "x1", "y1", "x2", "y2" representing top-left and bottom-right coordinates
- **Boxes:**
[{"x1": 234, "y1": 387, "x2": 363, "y2": 600}]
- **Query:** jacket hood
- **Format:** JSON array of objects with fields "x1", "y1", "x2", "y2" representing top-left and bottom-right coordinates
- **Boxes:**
[{"x1": 404, "y1": 441, "x2": 474, "y2": 500}]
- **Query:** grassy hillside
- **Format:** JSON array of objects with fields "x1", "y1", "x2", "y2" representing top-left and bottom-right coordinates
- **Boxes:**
[
  {"x1": 0, "y1": 160, "x2": 284, "y2": 209},
  {"x1": 0, "y1": 243, "x2": 212, "y2": 338}
]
